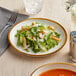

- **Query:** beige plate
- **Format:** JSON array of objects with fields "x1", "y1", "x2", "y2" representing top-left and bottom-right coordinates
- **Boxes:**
[
  {"x1": 8, "y1": 18, "x2": 67, "y2": 57},
  {"x1": 31, "y1": 63, "x2": 76, "y2": 76}
]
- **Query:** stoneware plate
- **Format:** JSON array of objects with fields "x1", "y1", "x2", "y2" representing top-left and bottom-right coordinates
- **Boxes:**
[
  {"x1": 31, "y1": 63, "x2": 76, "y2": 76},
  {"x1": 8, "y1": 18, "x2": 67, "y2": 56}
]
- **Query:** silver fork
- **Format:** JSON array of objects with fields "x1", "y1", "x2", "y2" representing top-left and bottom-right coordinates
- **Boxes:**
[{"x1": 0, "y1": 13, "x2": 18, "y2": 37}]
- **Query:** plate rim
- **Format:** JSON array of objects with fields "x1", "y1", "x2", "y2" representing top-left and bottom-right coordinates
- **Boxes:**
[
  {"x1": 31, "y1": 62, "x2": 76, "y2": 76},
  {"x1": 8, "y1": 18, "x2": 67, "y2": 56}
]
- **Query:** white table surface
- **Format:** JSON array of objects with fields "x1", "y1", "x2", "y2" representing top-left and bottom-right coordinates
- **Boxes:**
[{"x1": 0, "y1": 0, "x2": 75, "y2": 76}]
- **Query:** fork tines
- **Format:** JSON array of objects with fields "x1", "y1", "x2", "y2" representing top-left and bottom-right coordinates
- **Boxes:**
[{"x1": 8, "y1": 13, "x2": 18, "y2": 24}]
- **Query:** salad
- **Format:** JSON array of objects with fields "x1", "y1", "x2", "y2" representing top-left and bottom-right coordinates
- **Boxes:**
[{"x1": 15, "y1": 22, "x2": 62, "y2": 53}]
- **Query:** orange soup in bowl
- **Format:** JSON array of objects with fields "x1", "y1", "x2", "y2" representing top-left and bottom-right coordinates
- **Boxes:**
[{"x1": 39, "y1": 69, "x2": 76, "y2": 76}]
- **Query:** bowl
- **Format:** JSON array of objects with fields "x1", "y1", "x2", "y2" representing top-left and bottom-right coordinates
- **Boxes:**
[
  {"x1": 31, "y1": 63, "x2": 76, "y2": 76},
  {"x1": 8, "y1": 18, "x2": 67, "y2": 56}
]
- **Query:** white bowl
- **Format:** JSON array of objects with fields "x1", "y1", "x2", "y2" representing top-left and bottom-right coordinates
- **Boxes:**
[
  {"x1": 31, "y1": 63, "x2": 76, "y2": 76},
  {"x1": 8, "y1": 18, "x2": 67, "y2": 56}
]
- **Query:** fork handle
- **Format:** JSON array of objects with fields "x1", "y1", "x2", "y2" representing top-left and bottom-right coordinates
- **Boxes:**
[{"x1": 0, "y1": 24, "x2": 10, "y2": 37}]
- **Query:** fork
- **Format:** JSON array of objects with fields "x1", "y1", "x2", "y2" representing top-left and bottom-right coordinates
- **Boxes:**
[{"x1": 0, "y1": 13, "x2": 18, "y2": 37}]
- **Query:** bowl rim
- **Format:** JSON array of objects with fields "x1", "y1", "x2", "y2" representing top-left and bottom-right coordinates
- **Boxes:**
[
  {"x1": 31, "y1": 62, "x2": 76, "y2": 76},
  {"x1": 8, "y1": 18, "x2": 67, "y2": 56}
]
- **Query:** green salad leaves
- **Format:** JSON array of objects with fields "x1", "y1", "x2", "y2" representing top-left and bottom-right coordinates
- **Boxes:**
[{"x1": 15, "y1": 22, "x2": 62, "y2": 53}]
